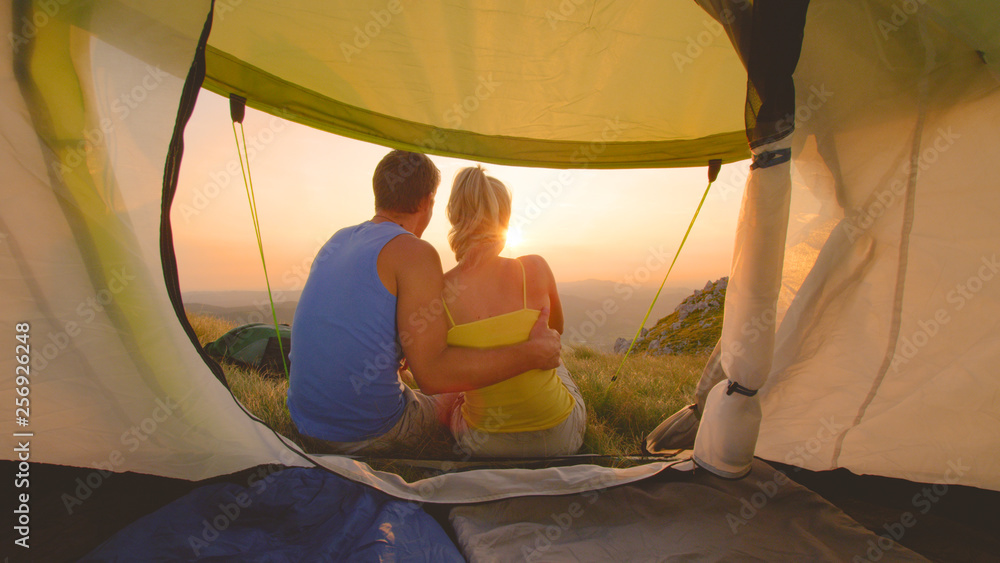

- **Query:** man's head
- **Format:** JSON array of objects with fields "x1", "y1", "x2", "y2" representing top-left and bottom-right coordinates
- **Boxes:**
[{"x1": 373, "y1": 150, "x2": 440, "y2": 214}]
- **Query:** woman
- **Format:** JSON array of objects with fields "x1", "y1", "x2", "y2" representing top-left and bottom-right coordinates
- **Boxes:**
[{"x1": 442, "y1": 166, "x2": 586, "y2": 457}]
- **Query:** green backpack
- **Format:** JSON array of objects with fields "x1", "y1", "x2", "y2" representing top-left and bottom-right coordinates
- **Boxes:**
[{"x1": 204, "y1": 323, "x2": 291, "y2": 377}]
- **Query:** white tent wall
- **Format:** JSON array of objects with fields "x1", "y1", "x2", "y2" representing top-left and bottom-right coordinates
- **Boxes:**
[
  {"x1": 1, "y1": 1, "x2": 300, "y2": 480},
  {"x1": 751, "y1": 1, "x2": 1000, "y2": 490}
]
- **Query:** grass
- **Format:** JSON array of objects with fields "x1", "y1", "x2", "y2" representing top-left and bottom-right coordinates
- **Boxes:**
[
  {"x1": 633, "y1": 278, "x2": 726, "y2": 356},
  {"x1": 563, "y1": 345, "x2": 705, "y2": 457},
  {"x1": 187, "y1": 312, "x2": 708, "y2": 477}
]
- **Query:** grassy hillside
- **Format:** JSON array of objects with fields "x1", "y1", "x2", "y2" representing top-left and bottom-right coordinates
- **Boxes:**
[
  {"x1": 626, "y1": 277, "x2": 726, "y2": 357},
  {"x1": 187, "y1": 312, "x2": 706, "y2": 472},
  {"x1": 184, "y1": 301, "x2": 297, "y2": 327}
]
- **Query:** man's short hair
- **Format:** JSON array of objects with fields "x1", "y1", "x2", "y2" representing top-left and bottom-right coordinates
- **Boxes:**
[{"x1": 373, "y1": 150, "x2": 440, "y2": 213}]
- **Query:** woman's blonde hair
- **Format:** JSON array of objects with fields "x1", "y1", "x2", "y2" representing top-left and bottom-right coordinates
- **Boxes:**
[{"x1": 447, "y1": 166, "x2": 511, "y2": 261}]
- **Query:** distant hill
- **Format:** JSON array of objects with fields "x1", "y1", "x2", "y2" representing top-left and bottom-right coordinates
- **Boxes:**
[
  {"x1": 615, "y1": 277, "x2": 727, "y2": 356},
  {"x1": 557, "y1": 280, "x2": 692, "y2": 350},
  {"x1": 182, "y1": 281, "x2": 699, "y2": 351},
  {"x1": 183, "y1": 290, "x2": 301, "y2": 309},
  {"x1": 183, "y1": 291, "x2": 299, "y2": 326}
]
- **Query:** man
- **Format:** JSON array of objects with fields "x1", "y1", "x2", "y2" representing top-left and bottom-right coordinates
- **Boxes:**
[{"x1": 287, "y1": 150, "x2": 562, "y2": 454}]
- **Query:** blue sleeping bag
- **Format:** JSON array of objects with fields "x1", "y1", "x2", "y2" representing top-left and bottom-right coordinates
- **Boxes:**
[{"x1": 81, "y1": 467, "x2": 464, "y2": 562}]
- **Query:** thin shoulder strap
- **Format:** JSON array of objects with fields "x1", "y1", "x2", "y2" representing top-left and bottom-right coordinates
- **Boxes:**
[
  {"x1": 441, "y1": 298, "x2": 456, "y2": 327},
  {"x1": 517, "y1": 258, "x2": 527, "y2": 308}
]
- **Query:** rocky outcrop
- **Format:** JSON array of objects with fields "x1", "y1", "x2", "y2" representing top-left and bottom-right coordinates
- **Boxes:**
[
  {"x1": 613, "y1": 328, "x2": 647, "y2": 355},
  {"x1": 615, "y1": 277, "x2": 727, "y2": 356}
]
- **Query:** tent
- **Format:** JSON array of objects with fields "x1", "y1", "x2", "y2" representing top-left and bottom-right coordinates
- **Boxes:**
[{"x1": 3, "y1": 0, "x2": 998, "y2": 559}]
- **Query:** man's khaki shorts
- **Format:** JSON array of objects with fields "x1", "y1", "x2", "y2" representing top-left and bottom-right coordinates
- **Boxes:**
[{"x1": 314, "y1": 384, "x2": 455, "y2": 455}]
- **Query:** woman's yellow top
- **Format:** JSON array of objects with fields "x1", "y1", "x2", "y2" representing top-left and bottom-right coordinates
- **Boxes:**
[{"x1": 443, "y1": 259, "x2": 575, "y2": 432}]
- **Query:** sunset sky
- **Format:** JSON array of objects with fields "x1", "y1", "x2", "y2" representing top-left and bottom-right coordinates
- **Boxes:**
[{"x1": 171, "y1": 91, "x2": 750, "y2": 293}]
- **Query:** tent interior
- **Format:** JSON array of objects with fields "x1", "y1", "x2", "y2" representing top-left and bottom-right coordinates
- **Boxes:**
[{"x1": 3, "y1": 0, "x2": 1000, "y2": 560}]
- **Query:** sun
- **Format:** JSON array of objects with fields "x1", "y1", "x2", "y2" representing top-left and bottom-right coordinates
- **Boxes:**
[{"x1": 504, "y1": 226, "x2": 524, "y2": 251}]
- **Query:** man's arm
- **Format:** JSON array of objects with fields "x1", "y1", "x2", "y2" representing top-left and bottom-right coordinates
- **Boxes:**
[{"x1": 388, "y1": 236, "x2": 561, "y2": 394}]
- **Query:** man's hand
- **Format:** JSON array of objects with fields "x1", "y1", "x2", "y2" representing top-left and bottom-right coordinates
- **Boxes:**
[
  {"x1": 527, "y1": 307, "x2": 562, "y2": 370},
  {"x1": 398, "y1": 358, "x2": 417, "y2": 389},
  {"x1": 389, "y1": 235, "x2": 563, "y2": 393}
]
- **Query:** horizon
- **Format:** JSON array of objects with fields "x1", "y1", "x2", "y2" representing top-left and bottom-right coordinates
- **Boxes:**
[
  {"x1": 171, "y1": 90, "x2": 748, "y2": 294},
  {"x1": 180, "y1": 276, "x2": 715, "y2": 297}
]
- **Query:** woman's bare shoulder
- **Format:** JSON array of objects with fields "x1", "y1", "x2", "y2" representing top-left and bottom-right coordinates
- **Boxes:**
[
  {"x1": 517, "y1": 253, "x2": 550, "y2": 269},
  {"x1": 517, "y1": 254, "x2": 556, "y2": 284}
]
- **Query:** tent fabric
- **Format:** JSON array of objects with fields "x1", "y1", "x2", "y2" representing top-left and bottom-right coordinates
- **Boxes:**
[
  {"x1": 79, "y1": 466, "x2": 465, "y2": 562},
  {"x1": 0, "y1": 0, "x2": 997, "y2": 524},
  {"x1": 692, "y1": 134, "x2": 795, "y2": 477},
  {"x1": 2, "y1": 0, "x2": 304, "y2": 480},
  {"x1": 688, "y1": 0, "x2": 808, "y2": 478},
  {"x1": 203, "y1": 322, "x2": 292, "y2": 374},
  {"x1": 0, "y1": 0, "x2": 683, "y2": 502},
  {"x1": 307, "y1": 452, "x2": 677, "y2": 505},
  {"x1": 751, "y1": 1, "x2": 1000, "y2": 491},
  {"x1": 648, "y1": 1, "x2": 1000, "y2": 491},
  {"x1": 450, "y1": 458, "x2": 929, "y2": 562},
  {"x1": 201, "y1": 0, "x2": 1000, "y2": 490},
  {"x1": 696, "y1": 0, "x2": 810, "y2": 147},
  {"x1": 202, "y1": 0, "x2": 750, "y2": 169}
]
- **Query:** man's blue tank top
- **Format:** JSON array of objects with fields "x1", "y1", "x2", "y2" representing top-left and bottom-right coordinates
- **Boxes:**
[{"x1": 287, "y1": 221, "x2": 410, "y2": 442}]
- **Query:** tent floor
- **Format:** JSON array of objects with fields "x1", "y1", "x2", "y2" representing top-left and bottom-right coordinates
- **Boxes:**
[{"x1": 4, "y1": 459, "x2": 998, "y2": 562}]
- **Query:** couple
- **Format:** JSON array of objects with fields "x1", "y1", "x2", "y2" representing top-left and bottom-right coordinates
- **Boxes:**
[{"x1": 287, "y1": 149, "x2": 586, "y2": 458}]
